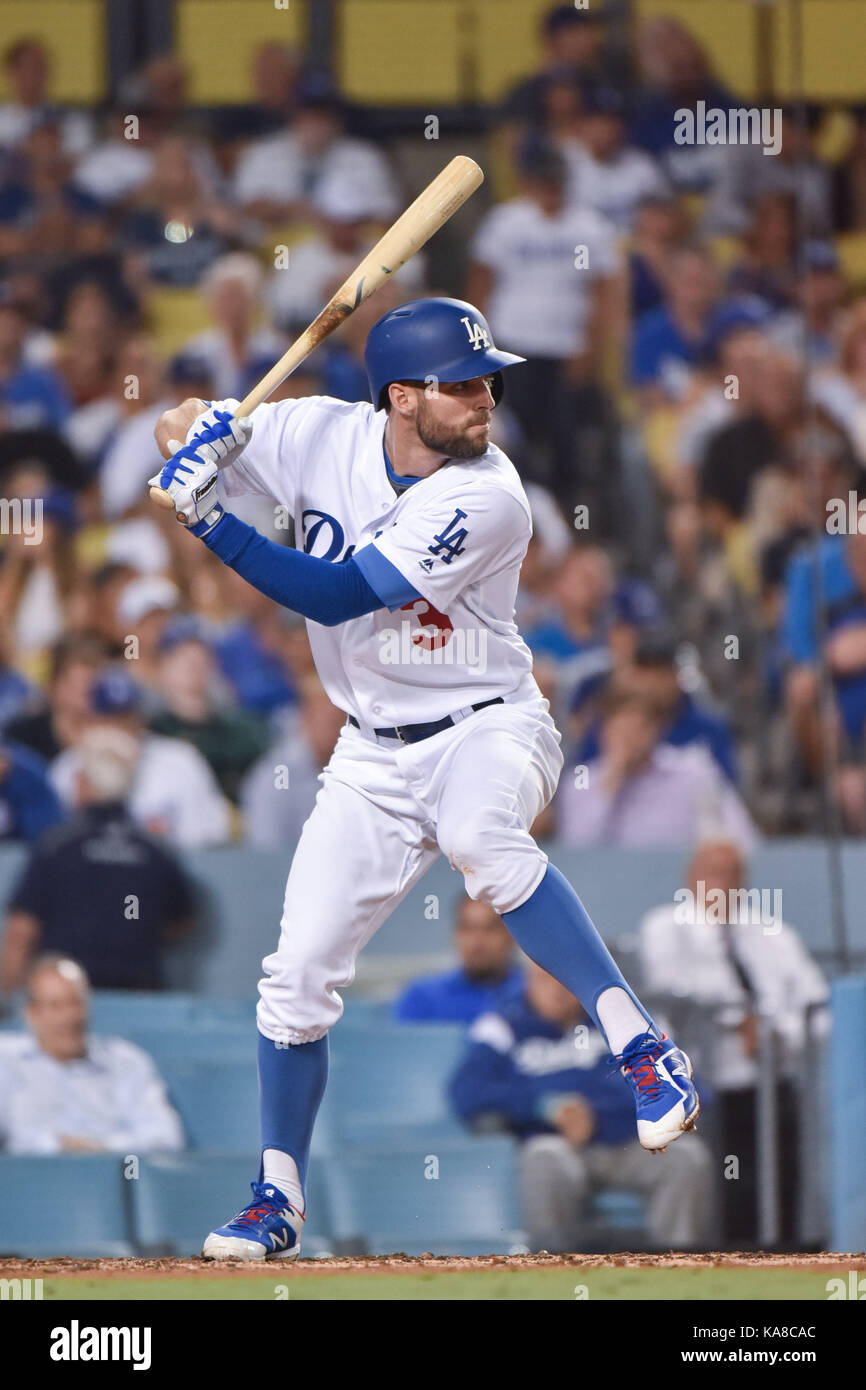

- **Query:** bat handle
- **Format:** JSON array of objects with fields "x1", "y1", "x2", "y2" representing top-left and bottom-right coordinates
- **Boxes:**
[
  {"x1": 149, "y1": 486, "x2": 176, "y2": 509},
  {"x1": 148, "y1": 438, "x2": 184, "y2": 511}
]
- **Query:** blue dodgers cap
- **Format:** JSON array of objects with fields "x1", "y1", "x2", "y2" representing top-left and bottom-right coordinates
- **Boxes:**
[
  {"x1": 365, "y1": 297, "x2": 525, "y2": 409},
  {"x1": 90, "y1": 668, "x2": 143, "y2": 715}
]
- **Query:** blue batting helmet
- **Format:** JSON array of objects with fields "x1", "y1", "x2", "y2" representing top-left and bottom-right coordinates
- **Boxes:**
[{"x1": 365, "y1": 297, "x2": 525, "y2": 410}]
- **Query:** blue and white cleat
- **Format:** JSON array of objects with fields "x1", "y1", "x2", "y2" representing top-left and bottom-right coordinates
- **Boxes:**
[
  {"x1": 615, "y1": 1031, "x2": 700, "y2": 1153},
  {"x1": 202, "y1": 1182, "x2": 305, "y2": 1262}
]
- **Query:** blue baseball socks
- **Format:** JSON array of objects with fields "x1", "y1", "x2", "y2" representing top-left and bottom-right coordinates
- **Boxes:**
[
  {"x1": 258, "y1": 1032, "x2": 329, "y2": 1213},
  {"x1": 503, "y1": 863, "x2": 656, "y2": 1054}
]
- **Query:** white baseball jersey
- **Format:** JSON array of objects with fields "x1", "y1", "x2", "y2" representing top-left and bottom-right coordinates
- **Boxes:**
[
  {"x1": 218, "y1": 396, "x2": 537, "y2": 728},
  {"x1": 471, "y1": 196, "x2": 620, "y2": 358}
]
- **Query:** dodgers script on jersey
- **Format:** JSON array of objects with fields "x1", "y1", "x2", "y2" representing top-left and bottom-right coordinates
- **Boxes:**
[{"x1": 218, "y1": 394, "x2": 537, "y2": 727}]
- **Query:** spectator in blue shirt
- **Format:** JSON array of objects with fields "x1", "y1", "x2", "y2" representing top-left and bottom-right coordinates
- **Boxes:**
[
  {"x1": 783, "y1": 529, "x2": 866, "y2": 827},
  {"x1": 393, "y1": 897, "x2": 524, "y2": 1025},
  {"x1": 0, "y1": 740, "x2": 64, "y2": 843},
  {"x1": 0, "y1": 293, "x2": 70, "y2": 430},
  {"x1": 630, "y1": 245, "x2": 719, "y2": 406},
  {"x1": 449, "y1": 964, "x2": 711, "y2": 1252}
]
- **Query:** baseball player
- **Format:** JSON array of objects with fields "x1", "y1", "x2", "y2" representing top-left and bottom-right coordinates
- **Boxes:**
[{"x1": 150, "y1": 297, "x2": 699, "y2": 1261}]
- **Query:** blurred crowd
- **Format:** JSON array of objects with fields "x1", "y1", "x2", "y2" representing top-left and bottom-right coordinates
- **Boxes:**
[{"x1": 2, "y1": 4, "x2": 866, "y2": 868}]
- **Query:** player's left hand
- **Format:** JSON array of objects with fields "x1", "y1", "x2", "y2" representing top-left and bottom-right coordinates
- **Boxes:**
[{"x1": 148, "y1": 444, "x2": 224, "y2": 536}]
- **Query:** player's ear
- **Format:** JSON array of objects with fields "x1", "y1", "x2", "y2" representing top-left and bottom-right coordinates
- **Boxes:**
[{"x1": 387, "y1": 381, "x2": 416, "y2": 418}]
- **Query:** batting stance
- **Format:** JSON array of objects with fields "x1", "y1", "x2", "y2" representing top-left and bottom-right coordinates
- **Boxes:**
[{"x1": 150, "y1": 298, "x2": 700, "y2": 1261}]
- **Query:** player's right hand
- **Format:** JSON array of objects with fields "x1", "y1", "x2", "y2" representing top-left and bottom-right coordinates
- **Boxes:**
[{"x1": 185, "y1": 398, "x2": 252, "y2": 468}]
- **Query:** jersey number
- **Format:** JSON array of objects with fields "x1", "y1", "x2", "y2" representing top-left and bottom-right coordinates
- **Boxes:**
[{"x1": 400, "y1": 597, "x2": 454, "y2": 651}]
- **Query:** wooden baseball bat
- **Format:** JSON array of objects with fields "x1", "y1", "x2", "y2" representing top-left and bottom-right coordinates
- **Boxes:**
[{"x1": 149, "y1": 154, "x2": 484, "y2": 508}]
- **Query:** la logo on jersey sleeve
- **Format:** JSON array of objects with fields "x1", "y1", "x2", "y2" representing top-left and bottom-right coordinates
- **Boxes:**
[{"x1": 427, "y1": 508, "x2": 469, "y2": 566}]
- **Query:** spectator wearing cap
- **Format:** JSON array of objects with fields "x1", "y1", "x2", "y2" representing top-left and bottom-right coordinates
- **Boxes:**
[
  {"x1": 1, "y1": 726, "x2": 197, "y2": 994},
  {"x1": 49, "y1": 667, "x2": 232, "y2": 848},
  {"x1": 770, "y1": 242, "x2": 847, "y2": 369},
  {"x1": 0, "y1": 39, "x2": 93, "y2": 157},
  {"x1": 725, "y1": 193, "x2": 800, "y2": 315},
  {"x1": 232, "y1": 74, "x2": 398, "y2": 225},
  {"x1": 0, "y1": 740, "x2": 64, "y2": 844},
  {"x1": 149, "y1": 619, "x2": 270, "y2": 804},
  {"x1": 499, "y1": 6, "x2": 624, "y2": 135},
  {"x1": 241, "y1": 673, "x2": 345, "y2": 847},
  {"x1": 574, "y1": 633, "x2": 738, "y2": 783},
  {"x1": 554, "y1": 686, "x2": 756, "y2": 850},
  {"x1": 268, "y1": 173, "x2": 425, "y2": 336},
  {"x1": 0, "y1": 955, "x2": 184, "y2": 1154},
  {"x1": 4, "y1": 635, "x2": 106, "y2": 763},
  {"x1": 561, "y1": 86, "x2": 668, "y2": 231},
  {"x1": 467, "y1": 138, "x2": 623, "y2": 501},
  {"x1": 175, "y1": 254, "x2": 286, "y2": 403},
  {"x1": 523, "y1": 545, "x2": 661, "y2": 730},
  {"x1": 0, "y1": 288, "x2": 71, "y2": 431},
  {"x1": 112, "y1": 574, "x2": 180, "y2": 695}
]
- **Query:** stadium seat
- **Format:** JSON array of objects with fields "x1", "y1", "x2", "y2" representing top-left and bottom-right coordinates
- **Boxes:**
[
  {"x1": 118, "y1": 1024, "x2": 253, "y2": 1065},
  {"x1": 88, "y1": 991, "x2": 198, "y2": 1035},
  {"x1": 325, "y1": 1023, "x2": 468, "y2": 1146},
  {"x1": 160, "y1": 1057, "x2": 259, "y2": 1152},
  {"x1": 132, "y1": 1153, "x2": 332, "y2": 1257},
  {"x1": 0, "y1": 1155, "x2": 133, "y2": 1258},
  {"x1": 322, "y1": 1135, "x2": 523, "y2": 1256}
]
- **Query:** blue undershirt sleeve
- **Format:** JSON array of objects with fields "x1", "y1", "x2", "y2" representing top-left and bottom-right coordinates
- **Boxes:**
[{"x1": 201, "y1": 512, "x2": 419, "y2": 625}]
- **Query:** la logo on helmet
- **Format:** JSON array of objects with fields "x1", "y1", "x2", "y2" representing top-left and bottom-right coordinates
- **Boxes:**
[{"x1": 460, "y1": 315, "x2": 491, "y2": 351}]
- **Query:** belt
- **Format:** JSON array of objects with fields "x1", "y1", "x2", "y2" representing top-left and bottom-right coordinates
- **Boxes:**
[{"x1": 348, "y1": 697, "x2": 504, "y2": 745}]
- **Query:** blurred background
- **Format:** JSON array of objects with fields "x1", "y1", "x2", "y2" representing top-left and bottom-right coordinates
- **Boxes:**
[{"x1": 0, "y1": 0, "x2": 864, "y2": 1262}]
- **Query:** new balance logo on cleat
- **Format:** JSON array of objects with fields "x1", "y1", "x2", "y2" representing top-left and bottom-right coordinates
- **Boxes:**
[{"x1": 202, "y1": 1182, "x2": 305, "y2": 1263}]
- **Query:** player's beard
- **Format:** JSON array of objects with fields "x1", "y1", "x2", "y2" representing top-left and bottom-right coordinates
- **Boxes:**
[{"x1": 415, "y1": 397, "x2": 491, "y2": 460}]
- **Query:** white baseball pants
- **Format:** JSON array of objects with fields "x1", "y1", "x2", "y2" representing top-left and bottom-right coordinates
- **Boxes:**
[{"x1": 257, "y1": 693, "x2": 563, "y2": 1043}]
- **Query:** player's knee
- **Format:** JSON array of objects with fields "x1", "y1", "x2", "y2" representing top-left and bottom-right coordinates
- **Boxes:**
[{"x1": 439, "y1": 817, "x2": 505, "y2": 892}]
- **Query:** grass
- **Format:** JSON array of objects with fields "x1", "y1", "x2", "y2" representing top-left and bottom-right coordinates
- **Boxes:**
[{"x1": 41, "y1": 1267, "x2": 839, "y2": 1301}]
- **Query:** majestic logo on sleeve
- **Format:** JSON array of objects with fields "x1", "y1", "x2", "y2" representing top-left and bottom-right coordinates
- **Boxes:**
[{"x1": 427, "y1": 509, "x2": 468, "y2": 565}]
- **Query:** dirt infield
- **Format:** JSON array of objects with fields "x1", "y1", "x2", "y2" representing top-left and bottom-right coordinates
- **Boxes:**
[{"x1": 1, "y1": 1251, "x2": 863, "y2": 1281}]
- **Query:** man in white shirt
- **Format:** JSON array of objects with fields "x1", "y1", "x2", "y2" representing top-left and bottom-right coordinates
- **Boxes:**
[
  {"x1": 561, "y1": 86, "x2": 669, "y2": 231},
  {"x1": 50, "y1": 668, "x2": 232, "y2": 849},
  {"x1": 232, "y1": 76, "x2": 398, "y2": 225},
  {"x1": 0, "y1": 955, "x2": 183, "y2": 1155},
  {"x1": 466, "y1": 139, "x2": 622, "y2": 500},
  {"x1": 638, "y1": 838, "x2": 828, "y2": 1244}
]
